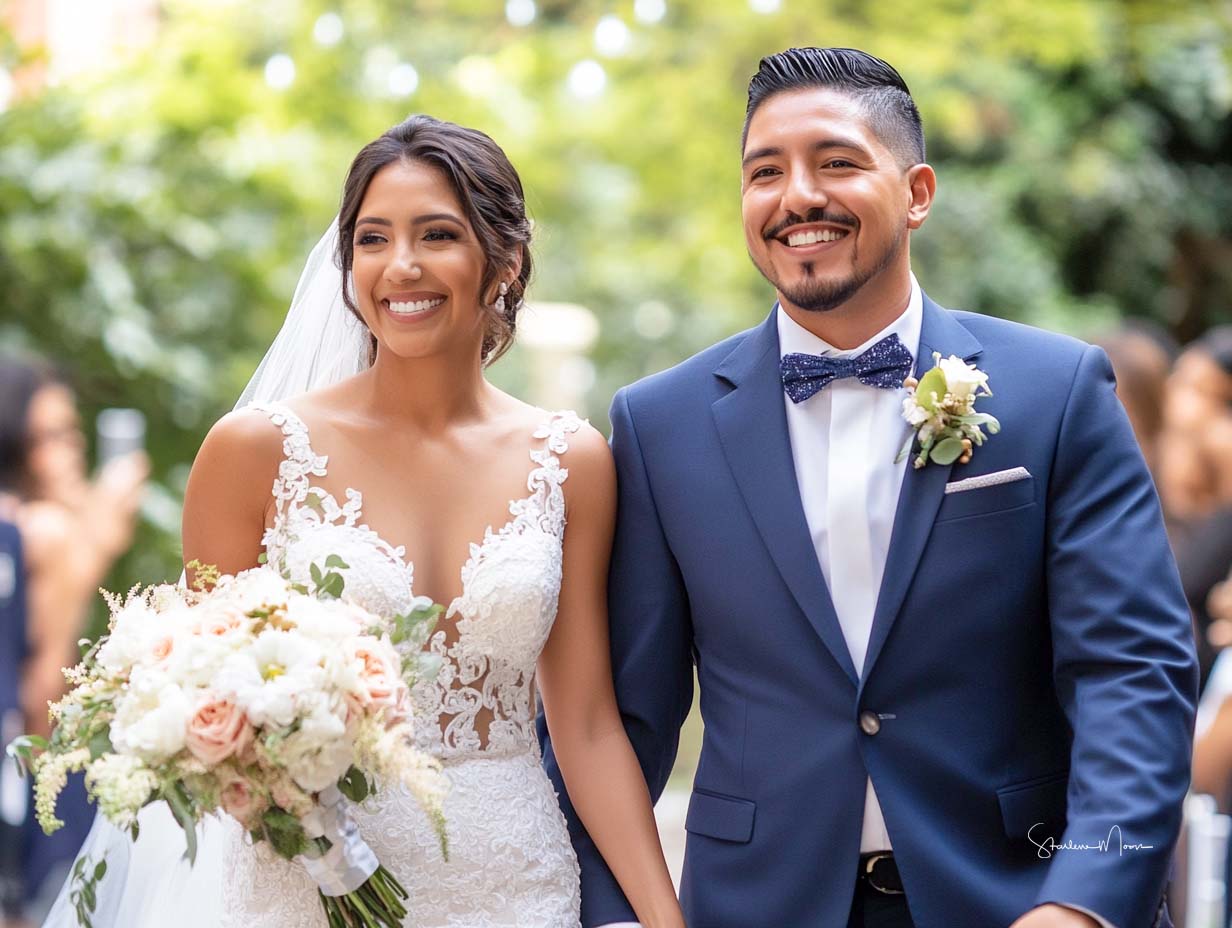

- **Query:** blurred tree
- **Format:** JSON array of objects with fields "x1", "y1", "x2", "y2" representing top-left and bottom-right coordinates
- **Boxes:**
[{"x1": 0, "y1": 0, "x2": 1229, "y2": 587}]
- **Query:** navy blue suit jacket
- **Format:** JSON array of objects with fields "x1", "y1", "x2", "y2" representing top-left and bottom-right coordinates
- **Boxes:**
[
  {"x1": 540, "y1": 296, "x2": 1197, "y2": 928},
  {"x1": 0, "y1": 520, "x2": 26, "y2": 720}
]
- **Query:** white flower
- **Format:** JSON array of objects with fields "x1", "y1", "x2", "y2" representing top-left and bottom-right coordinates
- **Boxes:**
[
  {"x1": 285, "y1": 594, "x2": 367, "y2": 643},
  {"x1": 215, "y1": 629, "x2": 325, "y2": 729},
  {"x1": 34, "y1": 747, "x2": 91, "y2": 833},
  {"x1": 901, "y1": 396, "x2": 933, "y2": 428},
  {"x1": 165, "y1": 630, "x2": 242, "y2": 689},
  {"x1": 96, "y1": 600, "x2": 161, "y2": 675},
  {"x1": 110, "y1": 670, "x2": 194, "y2": 763},
  {"x1": 281, "y1": 700, "x2": 353, "y2": 792},
  {"x1": 85, "y1": 754, "x2": 158, "y2": 828},
  {"x1": 225, "y1": 565, "x2": 296, "y2": 606},
  {"x1": 937, "y1": 354, "x2": 989, "y2": 401}
]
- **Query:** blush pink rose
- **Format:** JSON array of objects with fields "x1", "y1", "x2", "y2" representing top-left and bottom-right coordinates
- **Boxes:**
[
  {"x1": 150, "y1": 634, "x2": 175, "y2": 662},
  {"x1": 185, "y1": 696, "x2": 253, "y2": 766},
  {"x1": 195, "y1": 613, "x2": 242, "y2": 637},
  {"x1": 349, "y1": 638, "x2": 406, "y2": 713},
  {"x1": 217, "y1": 769, "x2": 266, "y2": 828}
]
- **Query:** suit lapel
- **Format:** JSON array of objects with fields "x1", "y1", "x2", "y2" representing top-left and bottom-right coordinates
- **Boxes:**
[
  {"x1": 860, "y1": 296, "x2": 984, "y2": 686},
  {"x1": 711, "y1": 311, "x2": 859, "y2": 687}
]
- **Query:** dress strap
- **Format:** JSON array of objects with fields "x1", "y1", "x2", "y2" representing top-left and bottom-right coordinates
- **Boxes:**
[
  {"x1": 247, "y1": 401, "x2": 328, "y2": 523},
  {"x1": 521, "y1": 411, "x2": 584, "y2": 534}
]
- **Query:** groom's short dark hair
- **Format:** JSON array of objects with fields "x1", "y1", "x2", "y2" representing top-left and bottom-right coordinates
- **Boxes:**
[{"x1": 743, "y1": 47, "x2": 925, "y2": 168}]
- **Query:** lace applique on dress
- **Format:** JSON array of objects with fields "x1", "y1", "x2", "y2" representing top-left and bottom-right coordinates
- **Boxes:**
[
  {"x1": 414, "y1": 411, "x2": 583, "y2": 760},
  {"x1": 250, "y1": 402, "x2": 417, "y2": 622}
]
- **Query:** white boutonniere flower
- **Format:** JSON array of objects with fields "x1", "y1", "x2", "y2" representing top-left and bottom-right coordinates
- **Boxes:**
[{"x1": 898, "y1": 352, "x2": 1000, "y2": 469}]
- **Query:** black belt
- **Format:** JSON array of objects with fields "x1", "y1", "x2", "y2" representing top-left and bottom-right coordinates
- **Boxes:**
[{"x1": 857, "y1": 852, "x2": 905, "y2": 895}]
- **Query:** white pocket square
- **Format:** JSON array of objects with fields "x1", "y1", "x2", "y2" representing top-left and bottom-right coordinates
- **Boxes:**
[{"x1": 944, "y1": 467, "x2": 1032, "y2": 495}]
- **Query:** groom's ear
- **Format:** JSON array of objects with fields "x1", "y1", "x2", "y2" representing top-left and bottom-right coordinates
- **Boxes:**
[{"x1": 905, "y1": 163, "x2": 937, "y2": 230}]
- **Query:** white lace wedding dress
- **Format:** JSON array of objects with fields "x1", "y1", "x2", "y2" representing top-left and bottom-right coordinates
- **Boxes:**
[{"x1": 219, "y1": 401, "x2": 583, "y2": 927}]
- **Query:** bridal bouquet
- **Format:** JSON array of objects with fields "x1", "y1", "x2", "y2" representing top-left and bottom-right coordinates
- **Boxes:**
[{"x1": 8, "y1": 557, "x2": 447, "y2": 928}]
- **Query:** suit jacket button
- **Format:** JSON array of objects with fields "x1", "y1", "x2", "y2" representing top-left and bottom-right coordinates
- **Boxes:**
[{"x1": 859, "y1": 711, "x2": 881, "y2": 736}]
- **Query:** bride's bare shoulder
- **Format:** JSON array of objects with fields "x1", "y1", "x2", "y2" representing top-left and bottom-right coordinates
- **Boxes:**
[
  {"x1": 197, "y1": 406, "x2": 287, "y2": 460},
  {"x1": 187, "y1": 407, "x2": 287, "y2": 506}
]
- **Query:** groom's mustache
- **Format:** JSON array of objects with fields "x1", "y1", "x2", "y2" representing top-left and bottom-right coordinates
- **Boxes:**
[{"x1": 764, "y1": 209, "x2": 858, "y2": 241}]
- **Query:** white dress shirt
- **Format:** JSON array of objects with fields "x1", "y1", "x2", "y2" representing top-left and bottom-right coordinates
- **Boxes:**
[{"x1": 778, "y1": 275, "x2": 922, "y2": 854}]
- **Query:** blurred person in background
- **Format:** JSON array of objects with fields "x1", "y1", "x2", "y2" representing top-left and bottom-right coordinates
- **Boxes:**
[
  {"x1": 0, "y1": 518, "x2": 29, "y2": 928},
  {"x1": 1092, "y1": 323, "x2": 1176, "y2": 478},
  {"x1": 1191, "y1": 570, "x2": 1232, "y2": 800},
  {"x1": 1158, "y1": 327, "x2": 1232, "y2": 687},
  {"x1": 0, "y1": 355, "x2": 148, "y2": 920}
]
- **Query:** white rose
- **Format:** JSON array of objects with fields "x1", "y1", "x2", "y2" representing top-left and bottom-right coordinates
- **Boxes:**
[
  {"x1": 228, "y1": 565, "x2": 294, "y2": 605},
  {"x1": 936, "y1": 355, "x2": 989, "y2": 402},
  {"x1": 165, "y1": 630, "x2": 237, "y2": 689},
  {"x1": 282, "y1": 703, "x2": 353, "y2": 793},
  {"x1": 286, "y1": 596, "x2": 365, "y2": 645},
  {"x1": 110, "y1": 671, "x2": 194, "y2": 763}
]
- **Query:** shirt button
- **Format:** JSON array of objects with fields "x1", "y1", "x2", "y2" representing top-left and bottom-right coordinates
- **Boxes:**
[{"x1": 859, "y1": 711, "x2": 881, "y2": 736}]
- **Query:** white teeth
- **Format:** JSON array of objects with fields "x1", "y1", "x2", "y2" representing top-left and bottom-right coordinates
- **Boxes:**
[
  {"x1": 785, "y1": 228, "x2": 848, "y2": 247},
  {"x1": 387, "y1": 297, "x2": 444, "y2": 315}
]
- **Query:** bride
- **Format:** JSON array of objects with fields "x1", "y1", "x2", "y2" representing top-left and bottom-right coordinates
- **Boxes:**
[{"x1": 45, "y1": 115, "x2": 683, "y2": 928}]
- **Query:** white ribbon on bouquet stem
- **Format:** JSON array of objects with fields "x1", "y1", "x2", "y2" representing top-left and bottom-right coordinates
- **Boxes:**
[{"x1": 296, "y1": 785, "x2": 379, "y2": 897}]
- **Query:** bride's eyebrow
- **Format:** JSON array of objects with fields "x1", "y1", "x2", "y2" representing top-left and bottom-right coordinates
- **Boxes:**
[
  {"x1": 413, "y1": 212, "x2": 465, "y2": 225},
  {"x1": 355, "y1": 216, "x2": 392, "y2": 228}
]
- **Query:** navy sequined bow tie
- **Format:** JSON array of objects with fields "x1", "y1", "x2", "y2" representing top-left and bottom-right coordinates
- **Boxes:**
[{"x1": 780, "y1": 333, "x2": 914, "y2": 403}]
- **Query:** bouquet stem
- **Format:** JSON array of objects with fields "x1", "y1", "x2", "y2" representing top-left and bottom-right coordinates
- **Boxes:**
[{"x1": 316, "y1": 851, "x2": 409, "y2": 928}]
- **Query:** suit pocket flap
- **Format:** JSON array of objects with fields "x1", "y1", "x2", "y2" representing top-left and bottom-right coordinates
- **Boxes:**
[
  {"x1": 935, "y1": 473, "x2": 1036, "y2": 523},
  {"x1": 685, "y1": 789, "x2": 756, "y2": 843},
  {"x1": 996, "y1": 771, "x2": 1068, "y2": 840}
]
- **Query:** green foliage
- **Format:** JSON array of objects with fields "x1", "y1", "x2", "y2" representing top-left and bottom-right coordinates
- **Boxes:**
[
  {"x1": 165, "y1": 780, "x2": 199, "y2": 864},
  {"x1": 5, "y1": 733, "x2": 48, "y2": 776},
  {"x1": 337, "y1": 765, "x2": 372, "y2": 803},
  {"x1": 262, "y1": 805, "x2": 309, "y2": 860},
  {"x1": 309, "y1": 558, "x2": 347, "y2": 599},
  {"x1": 68, "y1": 853, "x2": 107, "y2": 928},
  {"x1": 1, "y1": 0, "x2": 1229, "y2": 588}
]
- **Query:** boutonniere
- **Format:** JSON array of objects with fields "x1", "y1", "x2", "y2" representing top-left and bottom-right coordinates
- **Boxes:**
[{"x1": 898, "y1": 353, "x2": 1000, "y2": 469}]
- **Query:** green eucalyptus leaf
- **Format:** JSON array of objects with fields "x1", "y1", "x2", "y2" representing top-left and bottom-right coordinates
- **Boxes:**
[
  {"x1": 317, "y1": 572, "x2": 345, "y2": 599},
  {"x1": 930, "y1": 437, "x2": 965, "y2": 466},
  {"x1": 336, "y1": 765, "x2": 370, "y2": 803},
  {"x1": 324, "y1": 555, "x2": 349, "y2": 570},
  {"x1": 262, "y1": 806, "x2": 308, "y2": 860},
  {"x1": 166, "y1": 783, "x2": 198, "y2": 865},
  {"x1": 87, "y1": 726, "x2": 113, "y2": 761},
  {"x1": 915, "y1": 367, "x2": 948, "y2": 412}
]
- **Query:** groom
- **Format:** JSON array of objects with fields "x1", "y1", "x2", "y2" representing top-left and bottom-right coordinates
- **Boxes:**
[{"x1": 541, "y1": 47, "x2": 1197, "y2": 928}]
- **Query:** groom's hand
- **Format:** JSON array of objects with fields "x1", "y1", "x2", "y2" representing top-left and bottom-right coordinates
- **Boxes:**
[{"x1": 1009, "y1": 904, "x2": 1101, "y2": 928}]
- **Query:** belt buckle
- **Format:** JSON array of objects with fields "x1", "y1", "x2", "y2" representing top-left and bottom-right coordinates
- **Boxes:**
[{"x1": 863, "y1": 852, "x2": 905, "y2": 896}]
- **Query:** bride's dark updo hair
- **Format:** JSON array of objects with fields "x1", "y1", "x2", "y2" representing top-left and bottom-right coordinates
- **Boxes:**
[{"x1": 336, "y1": 115, "x2": 533, "y2": 365}]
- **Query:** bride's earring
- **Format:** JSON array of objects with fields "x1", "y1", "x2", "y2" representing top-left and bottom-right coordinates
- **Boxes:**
[{"x1": 494, "y1": 281, "x2": 509, "y2": 314}]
